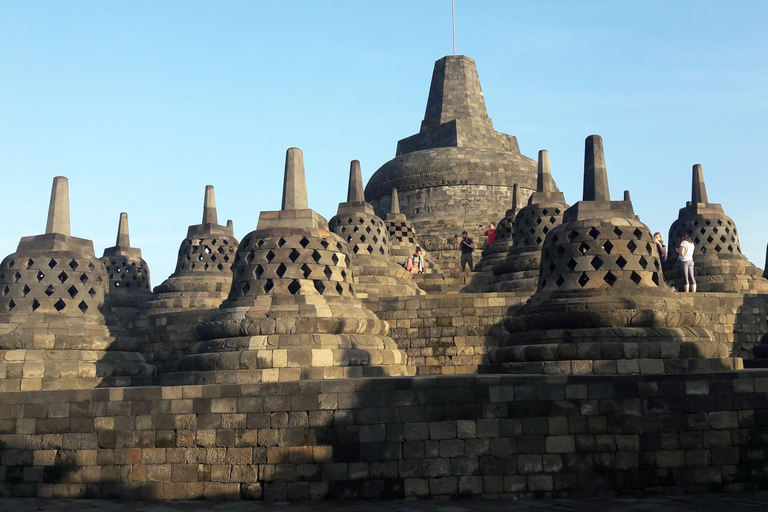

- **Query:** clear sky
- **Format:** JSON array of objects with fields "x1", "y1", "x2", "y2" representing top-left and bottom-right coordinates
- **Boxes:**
[{"x1": 2, "y1": 1, "x2": 767, "y2": 283}]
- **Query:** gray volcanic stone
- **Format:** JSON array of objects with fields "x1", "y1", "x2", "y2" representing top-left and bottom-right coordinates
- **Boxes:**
[
  {"x1": 100, "y1": 212, "x2": 152, "y2": 309},
  {"x1": 386, "y1": 188, "x2": 440, "y2": 274},
  {"x1": 176, "y1": 148, "x2": 412, "y2": 383},
  {"x1": 488, "y1": 136, "x2": 740, "y2": 375},
  {"x1": 474, "y1": 183, "x2": 520, "y2": 273},
  {"x1": 0, "y1": 177, "x2": 155, "y2": 390},
  {"x1": 486, "y1": 150, "x2": 569, "y2": 292},
  {"x1": 665, "y1": 164, "x2": 768, "y2": 293},
  {"x1": 364, "y1": 55, "x2": 538, "y2": 269},
  {"x1": 148, "y1": 185, "x2": 239, "y2": 311},
  {"x1": 329, "y1": 161, "x2": 424, "y2": 300}
]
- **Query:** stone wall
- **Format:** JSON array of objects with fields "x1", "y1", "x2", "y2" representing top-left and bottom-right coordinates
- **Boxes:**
[{"x1": 2, "y1": 373, "x2": 768, "y2": 500}]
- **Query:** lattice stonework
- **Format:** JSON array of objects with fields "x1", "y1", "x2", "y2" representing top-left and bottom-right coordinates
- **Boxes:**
[
  {"x1": 174, "y1": 237, "x2": 238, "y2": 274},
  {"x1": 330, "y1": 216, "x2": 389, "y2": 257},
  {"x1": 0, "y1": 255, "x2": 107, "y2": 314},
  {"x1": 387, "y1": 220, "x2": 416, "y2": 245},
  {"x1": 538, "y1": 220, "x2": 663, "y2": 292},
  {"x1": 103, "y1": 256, "x2": 150, "y2": 291},
  {"x1": 668, "y1": 215, "x2": 741, "y2": 257},
  {"x1": 228, "y1": 230, "x2": 356, "y2": 299},
  {"x1": 514, "y1": 206, "x2": 565, "y2": 250}
]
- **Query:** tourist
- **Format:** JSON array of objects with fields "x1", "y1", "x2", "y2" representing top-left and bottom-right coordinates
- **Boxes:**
[
  {"x1": 405, "y1": 247, "x2": 424, "y2": 274},
  {"x1": 459, "y1": 231, "x2": 475, "y2": 271},
  {"x1": 653, "y1": 232, "x2": 667, "y2": 268},
  {"x1": 482, "y1": 222, "x2": 497, "y2": 247},
  {"x1": 676, "y1": 234, "x2": 696, "y2": 292}
]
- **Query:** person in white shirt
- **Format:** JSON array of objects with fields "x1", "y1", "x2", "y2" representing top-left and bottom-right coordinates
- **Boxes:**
[
  {"x1": 676, "y1": 234, "x2": 696, "y2": 292},
  {"x1": 406, "y1": 247, "x2": 424, "y2": 274}
]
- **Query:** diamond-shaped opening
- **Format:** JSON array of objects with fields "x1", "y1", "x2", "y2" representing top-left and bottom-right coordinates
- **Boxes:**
[
  {"x1": 566, "y1": 258, "x2": 577, "y2": 271},
  {"x1": 542, "y1": 226, "x2": 549, "y2": 235},
  {"x1": 652, "y1": 273, "x2": 660, "y2": 286},
  {"x1": 367, "y1": 246, "x2": 374, "y2": 254},
  {"x1": 224, "y1": 255, "x2": 230, "y2": 262},
  {"x1": 314, "y1": 280, "x2": 325, "y2": 294},
  {"x1": 14, "y1": 271, "x2": 22, "y2": 283},
  {"x1": 286, "y1": 248, "x2": 300, "y2": 263},
  {"x1": 541, "y1": 209, "x2": 549, "y2": 216},
  {"x1": 352, "y1": 245, "x2": 360, "y2": 254},
  {"x1": 556, "y1": 246, "x2": 566, "y2": 256},
  {"x1": 204, "y1": 246, "x2": 212, "y2": 254},
  {"x1": 550, "y1": 216, "x2": 557, "y2": 224},
  {"x1": 535, "y1": 236, "x2": 543, "y2": 245},
  {"x1": 53, "y1": 299, "x2": 66, "y2": 311},
  {"x1": 715, "y1": 245, "x2": 722, "y2": 253},
  {"x1": 277, "y1": 238, "x2": 286, "y2": 248},
  {"x1": 217, "y1": 263, "x2": 224, "y2": 271},
  {"x1": 300, "y1": 237, "x2": 310, "y2": 249},
  {"x1": 67, "y1": 285, "x2": 79, "y2": 298},
  {"x1": 69, "y1": 260, "x2": 78, "y2": 270},
  {"x1": 577, "y1": 273, "x2": 590, "y2": 287},
  {"x1": 27, "y1": 259, "x2": 35, "y2": 269},
  {"x1": 613, "y1": 227, "x2": 623, "y2": 237},
  {"x1": 48, "y1": 259, "x2": 57, "y2": 269},
  {"x1": 578, "y1": 242, "x2": 590, "y2": 255},
  {"x1": 359, "y1": 218, "x2": 365, "y2": 224},
  {"x1": 701, "y1": 246, "x2": 707, "y2": 254},
  {"x1": 555, "y1": 275, "x2": 565, "y2": 288},
  {"x1": 372, "y1": 235, "x2": 379, "y2": 244},
  {"x1": 720, "y1": 235, "x2": 727, "y2": 243},
  {"x1": 694, "y1": 237, "x2": 701, "y2": 244},
  {"x1": 266, "y1": 250, "x2": 276, "y2": 262},
  {"x1": 6, "y1": 259, "x2": 13, "y2": 268},
  {"x1": 78, "y1": 301, "x2": 88, "y2": 313},
  {"x1": 379, "y1": 247, "x2": 385, "y2": 255},
  {"x1": 633, "y1": 228, "x2": 643, "y2": 239},
  {"x1": 284, "y1": 279, "x2": 300, "y2": 295},
  {"x1": 22, "y1": 284, "x2": 30, "y2": 296},
  {"x1": 568, "y1": 230, "x2": 579, "y2": 241},
  {"x1": 627, "y1": 240, "x2": 637, "y2": 254},
  {"x1": 320, "y1": 239, "x2": 330, "y2": 249},
  {"x1": 44, "y1": 284, "x2": 55, "y2": 296},
  {"x1": 718, "y1": 220, "x2": 724, "y2": 225},
  {"x1": 588, "y1": 227, "x2": 600, "y2": 239},
  {"x1": 549, "y1": 262, "x2": 557, "y2": 272},
  {"x1": 276, "y1": 263, "x2": 287, "y2": 278},
  {"x1": 336, "y1": 282, "x2": 344, "y2": 295},
  {"x1": 210, "y1": 255, "x2": 217, "y2": 262},
  {"x1": 88, "y1": 263, "x2": 95, "y2": 271},
  {"x1": 254, "y1": 265, "x2": 264, "y2": 279},
  {"x1": 32, "y1": 299, "x2": 40, "y2": 311},
  {"x1": 332, "y1": 253, "x2": 340, "y2": 265},
  {"x1": 365, "y1": 226, "x2": 372, "y2": 233},
  {"x1": 301, "y1": 264, "x2": 312, "y2": 279},
  {"x1": 203, "y1": 263, "x2": 210, "y2": 271},
  {"x1": 604, "y1": 272, "x2": 617, "y2": 286},
  {"x1": 639, "y1": 256, "x2": 648, "y2": 269},
  {"x1": 218, "y1": 246, "x2": 226, "y2": 254},
  {"x1": 590, "y1": 256, "x2": 603, "y2": 270},
  {"x1": 728, "y1": 245, "x2": 735, "y2": 253},
  {"x1": 241, "y1": 282, "x2": 251, "y2": 295},
  {"x1": 57, "y1": 271, "x2": 68, "y2": 283},
  {"x1": 257, "y1": 239, "x2": 265, "y2": 248},
  {"x1": 536, "y1": 218, "x2": 543, "y2": 225},
  {"x1": 705, "y1": 220, "x2": 711, "y2": 226},
  {"x1": 312, "y1": 250, "x2": 322, "y2": 263},
  {"x1": 529, "y1": 227, "x2": 536, "y2": 235},
  {"x1": 700, "y1": 228, "x2": 707, "y2": 235},
  {"x1": 8, "y1": 299, "x2": 15, "y2": 311},
  {"x1": 341, "y1": 270, "x2": 347, "y2": 279},
  {"x1": 602, "y1": 240, "x2": 614, "y2": 254},
  {"x1": 263, "y1": 279, "x2": 274, "y2": 293},
  {"x1": 88, "y1": 288, "x2": 96, "y2": 298},
  {"x1": 616, "y1": 255, "x2": 627, "y2": 269},
  {"x1": 210, "y1": 239, "x2": 218, "y2": 246},
  {"x1": 324, "y1": 266, "x2": 333, "y2": 280},
  {"x1": 79, "y1": 274, "x2": 88, "y2": 284},
  {"x1": 360, "y1": 234, "x2": 367, "y2": 243},
  {"x1": 630, "y1": 271, "x2": 642, "y2": 285},
  {"x1": 37, "y1": 271, "x2": 45, "y2": 282},
  {"x1": 551, "y1": 234, "x2": 559, "y2": 244}
]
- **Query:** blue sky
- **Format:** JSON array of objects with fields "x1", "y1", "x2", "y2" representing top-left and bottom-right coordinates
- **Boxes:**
[{"x1": 2, "y1": 1, "x2": 767, "y2": 283}]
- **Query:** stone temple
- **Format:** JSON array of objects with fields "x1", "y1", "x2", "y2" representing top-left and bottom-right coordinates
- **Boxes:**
[{"x1": 2, "y1": 55, "x2": 768, "y2": 503}]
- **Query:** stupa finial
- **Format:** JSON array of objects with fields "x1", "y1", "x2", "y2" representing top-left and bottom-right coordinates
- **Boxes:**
[
  {"x1": 692, "y1": 164, "x2": 709, "y2": 204},
  {"x1": 583, "y1": 135, "x2": 610, "y2": 202},
  {"x1": 45, "y1": 176, "x2": 71, "y2": 236},
  {"x1": 347, "y1": 160, "x2": 365, "y2": 202},
  {"x1": 116, "y1": 212, "x2": 130, "y2": 247},
  {"x1": 512, "y1": 183, "x2": 519, "y2": 211},
  {"x1": 202, "y1": 185, "x2": 218, "y2": 225},
  {"x1": 282, "y1": 147, "x2": 308, "y2": 210},
  {"x1": 390, "y1": 188, "x2": 400, "y2": 214},
  {"x1": 538, "y1": 150, "x2": 560, "y2": 194}
]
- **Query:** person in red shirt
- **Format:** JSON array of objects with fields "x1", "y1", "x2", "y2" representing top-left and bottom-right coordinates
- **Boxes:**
[{"x1": 482, "y1": 222, "x2": 497, "y2": 247}]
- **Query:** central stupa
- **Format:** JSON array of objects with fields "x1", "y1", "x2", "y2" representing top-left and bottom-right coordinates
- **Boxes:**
[{"x1": 364, "y1": 55, "x2": 538, "y2": 267}]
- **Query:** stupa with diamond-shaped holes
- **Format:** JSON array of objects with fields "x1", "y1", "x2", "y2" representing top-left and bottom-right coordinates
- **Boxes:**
[
  {"x1": 0, "y1": 177, "x2": 155, "y2": 391},
  {"x1": 485, "y1": 150, "x2": 569, "y2": 292},
  {"x1": 487, "y1": 136, "x2": 741, "y2": 375},
  {"x1": 329, "y1": 160, "x2": 423, "y2": 300},
  {"x1": 147, "y1": 185, "x2": 239, "y2": 311},
  {"x1": 385, "y1": 187, "x2": 439, "y2": 273},
  {"x1": 100, "y1": 212, "x2": 152, "y2": 310},
  {"x1": 664, "y1": 164, "x2": 768, "y2": 293},
  {"x1": 174, "y1": 148, "x2": 412, "y2": 383}
]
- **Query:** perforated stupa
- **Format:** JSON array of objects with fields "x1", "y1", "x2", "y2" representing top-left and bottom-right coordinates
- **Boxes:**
[{"x1": 100, "y1": 212, "x2": 152, "y2": 310}]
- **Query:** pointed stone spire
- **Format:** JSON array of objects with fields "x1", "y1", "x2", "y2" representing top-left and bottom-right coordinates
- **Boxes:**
[
  {"x1": 282, "y1": 147, "x2": 308, "y2": 210},
  {"x1": 390, "y1": 188, "x2": 400, "y2": 214},
  {"x1": 537, "y1": 150, "x2": 560, "y2": 194},
  {"x1": 202, "y1": 185, "x2": 218, "y2": 225},
  {"x1": 347, "y1": 160, "x2": 365, "y2": 203},
  {"x1": 421, "y1": 55, "x2": 490, "y2": 131},
  {"x1": 512, "y1": 183, "x2": 519, "y2": 211},
  {"x1": 116, "y1": 212, "x2": 130, "y2": 248},
  {"x1": 583, "y1": 135, "x2": 610, "y2": 202},
  {"x1": 692, "y1": 164, "x2": 709, "y2": 204},
  {"x1": 45, "y1": 176, "x2": 70, "y2": 236}
]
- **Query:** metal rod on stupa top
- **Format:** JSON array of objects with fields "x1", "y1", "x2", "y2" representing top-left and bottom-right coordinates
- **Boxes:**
[
  {"x1": 46, "y1": 176, "x2": 71, "y2": 236},
  {"x1": 282, "y1": 147, "x2": 309, "y2": 210}
]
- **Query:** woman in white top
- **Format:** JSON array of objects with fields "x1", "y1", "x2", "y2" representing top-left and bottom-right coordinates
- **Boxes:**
[
  {"x1": 676, "y1": 234, "x2": 696, "y2": 292},
  {"x1": 406, "y1": 247, "x2": 424, "y2": 274}
]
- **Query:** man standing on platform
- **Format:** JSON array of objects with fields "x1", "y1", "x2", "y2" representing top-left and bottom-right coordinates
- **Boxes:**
[{"x1": 459, "y1": 231, "x2": 475, "y2": 271}]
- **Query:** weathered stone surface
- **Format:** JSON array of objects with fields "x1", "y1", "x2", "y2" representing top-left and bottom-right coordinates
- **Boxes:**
[
  {"x1": 664, "y1": 164, "x2": 768, "y2": 293},
  {"x1": 386, "y1": 188, "x2": 440, "y2": 274},
  {"x1": 100, "y1": 212, "x2": 152, "y2": 310},
  {"x1": 365, "y1": 55, "x2": 537, "y2": 270}
]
